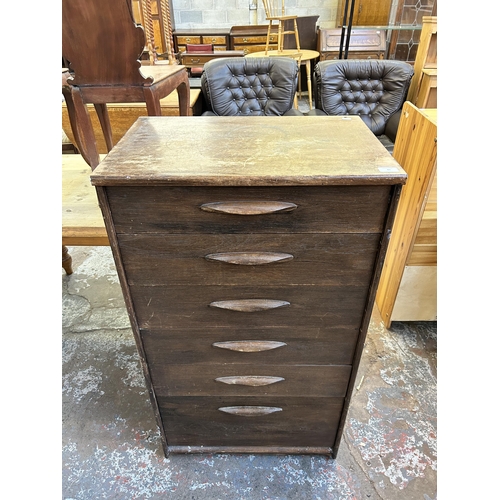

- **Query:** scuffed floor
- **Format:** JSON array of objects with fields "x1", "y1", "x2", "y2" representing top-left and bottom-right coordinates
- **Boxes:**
[{"x1": 62, "y1": 246, "x2": 437, "y2": 500}]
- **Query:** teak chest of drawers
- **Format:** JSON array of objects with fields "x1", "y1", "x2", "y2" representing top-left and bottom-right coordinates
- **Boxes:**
[{"x1": 90, "y1": 116, "x2": 406, "y2": 458}]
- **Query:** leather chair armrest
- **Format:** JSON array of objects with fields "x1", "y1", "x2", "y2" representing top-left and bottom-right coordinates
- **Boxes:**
[
  {"x1": 304, "y1": 109, "x2": 328, "y2": 116},
  {"x1": 384, "y1": 110, "x2": 402, "y2": 144},
  {"x1": 284, "y1": 109, "x2": 305, "y2": 116}
]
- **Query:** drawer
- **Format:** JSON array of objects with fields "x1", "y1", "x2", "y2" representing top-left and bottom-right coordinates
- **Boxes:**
[
  {"x1": 118, "y1": 233, "x2": 381, "y2": 286},
  {"x1": 158, "y1": 396, "x2": 344, "y2": 448},
  {"x1": 106, "y1": 185, "x2": 392, "y2": 234},
  {"x1": 233, "y1": 44, "x2": 277, "y2": 54},
  {"x1": 321, "y1": 51, "x2": 383, "y2": 61},
  {"x1": 141, "y1": 327, "x2": 359, "y2": 365},
  {"x1": 149, "y1": 364, "x2": 351, "y2": 397},
  {"x1": 181, "y1": 54, "x2": 214, "y2": 65},
  {"x1": 130, "y1": 285, "x2": 369, "y2": 330},
  {"x1": 232, "y1": 35, "x2": 276, "y2": 44},
  {"x1": 176, "y1": 35, "x2": 201, "y2": 45},
  {"x1": 202, "y1": 35, "x2": 227, "y2": 45}
]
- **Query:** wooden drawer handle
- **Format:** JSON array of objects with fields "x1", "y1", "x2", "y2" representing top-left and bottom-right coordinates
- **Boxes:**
[
  {"x1": 209, "y1": 299, "x2": 290, "y2": 312},
  {"x1": 212, "y1": 340, "x2": 287, "y2": 352},
  {"x1": 218, "y1": 406, "x2": 282, "y2": 416},
  {"x1": 205, "y1": 252, "x2": 293, "y2": 265},
  {"x1": 215, "y1": 376, "x2": 284, "y2": 386},
  {"x1": 200, "y1": 201, "x2": 297, "y2": 215}
]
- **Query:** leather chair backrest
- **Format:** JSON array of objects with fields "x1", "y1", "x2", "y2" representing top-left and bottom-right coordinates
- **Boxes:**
[
  {"x1": 313, "y1": 60, "x2": 414, "y2": 135},
  {"x1": 201, "y1": 57, "x2": 298, "y2": 116}
]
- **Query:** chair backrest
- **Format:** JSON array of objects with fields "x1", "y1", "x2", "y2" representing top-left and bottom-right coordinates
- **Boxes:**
[
  {"x1": 201, "y1": 57, "x2": 298, "y2": 116},
  {"x1": 186, "y1": 44, "x2": 214, "y2": 53},
  {"x1": 313, "y1": 60, "x2": 414, "y2": 136},
  {"x1": 262, "y1": 0, "x2": 286, "y2": 18},
  {"x1": 62, "y1": 0, "x2": 150, "y2": 86}
]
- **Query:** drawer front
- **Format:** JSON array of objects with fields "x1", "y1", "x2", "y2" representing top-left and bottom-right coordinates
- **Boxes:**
[
  {"x1": 202, "y1": 35, "x2": 227, "y2": 45},
  {"x1": 106, "y1": 185, "x2": 391, "y2": 234},
  {"x1": 118, "y1": 233, "x2": 381, "y2": 286},
  {"x1": 149, "y1": 364, "x2": 351, "y2": 397},
  {"x1": 141, "y1": 328, "x2": 359, "y2": 365},
  {"x1": 159, "y1": 396, "x2": 344, "y2": 448},
  {"x1": 182, "y1": 54, "x2": 214, "y2": 65},
  {"x1": 176, "y1": 35, "x2": 201, "y2": 45},
  {"x1": 233, "y1": 44, "x2": 277, "y2": 54},
  {"x1": 130, "y1": 285, "x2": 369, "y2": 330},
  {"x1": 232, "y1": 35, "x2": 276, "y2": 44},
  {"x1": 321, "y1": 51, "x2": 383, "y2": 61}
]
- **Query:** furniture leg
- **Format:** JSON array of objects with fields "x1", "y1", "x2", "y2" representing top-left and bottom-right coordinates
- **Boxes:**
[
  {"x1": 69, "y1": 87, "x2": 101, "y2": 169},
  {"x1": 62, "y1": 245, "x2": 73, "y2": 275},
  {"x1": 94, "y1": 103, "x2": 114, "y2": 152},
  {"x1": 293, "y1": 19, "x2": 301, "y2": 51},
  {"x1": 305, "y1": 60, "x2": 313, "y2": 109},
  {"x1": 176, "y1": 79, "x2": 190, "y2": 116}
]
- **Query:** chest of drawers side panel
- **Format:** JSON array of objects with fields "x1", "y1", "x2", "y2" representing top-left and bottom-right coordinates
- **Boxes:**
[
  {"x1": 331, "y1": 183, "x2": 403, "y2": 457},
  {"x1": 94, "y1": 185, "x2": 171, "y2": 456}
]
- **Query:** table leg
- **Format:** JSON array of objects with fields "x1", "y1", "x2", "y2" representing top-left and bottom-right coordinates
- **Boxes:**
[{"x1": 305, "y1": 60, "x2": 313, "y2": 109}]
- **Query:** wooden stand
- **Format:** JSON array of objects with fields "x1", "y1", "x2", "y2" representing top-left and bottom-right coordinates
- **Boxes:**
[
  {"x1": 376, "y1": 102, "x2": 437, "y2": 327},
  {"x1": 407, "y1": 16, "x2": 437, "y2": 108}
]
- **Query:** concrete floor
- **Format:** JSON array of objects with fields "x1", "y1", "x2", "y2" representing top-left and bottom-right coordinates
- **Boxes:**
[{"x1": 62, "y1": 246, "x2": 437, "y2": 500}]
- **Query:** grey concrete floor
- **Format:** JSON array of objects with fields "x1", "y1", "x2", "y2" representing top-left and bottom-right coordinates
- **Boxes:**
[{"x1": 62, "y1": 246, "x2": 437, "y2": 500}]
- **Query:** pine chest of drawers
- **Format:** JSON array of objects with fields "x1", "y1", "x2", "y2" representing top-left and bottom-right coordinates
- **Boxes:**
[{"x1": 90, "y1": 116, "x2": 406, "y2": 458}]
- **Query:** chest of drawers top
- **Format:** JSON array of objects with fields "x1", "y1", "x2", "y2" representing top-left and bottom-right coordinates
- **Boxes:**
[{"x1": 90, "y1": 116, "x2": 406, "y2": 187}]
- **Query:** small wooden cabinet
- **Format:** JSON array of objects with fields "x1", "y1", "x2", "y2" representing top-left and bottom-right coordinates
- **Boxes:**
[
  {"x1": 90, "y1": 116, "x2": 406, "y2": 458},
  {"x1": 317, "y1": 28, "x2": 386, "y2": 61},
  {"x1": 173, "y1": 29, "x2": 230, "y2": 53},
  {"x1": 229, "y1": 25, "x2": 278, "y2": 54}
]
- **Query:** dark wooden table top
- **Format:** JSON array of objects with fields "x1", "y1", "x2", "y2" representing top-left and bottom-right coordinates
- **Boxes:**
[{"x1": 91, "y1": 116, "x2": 406, "y2": 187}]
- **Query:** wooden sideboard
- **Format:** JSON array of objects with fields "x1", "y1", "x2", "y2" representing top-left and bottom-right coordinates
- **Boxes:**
[
  {"x1": 173, "y1": 29, "x2": 230, "y2": 53},
  {"x1": 317, "y1": 28, "x2": 386, "y2": 60},
  {"x1": 90, "y1": 115, "x2": 406, "y2": 458},
  {"x1": 376, "y1": 102, "x2": 437, "y2": 327}
]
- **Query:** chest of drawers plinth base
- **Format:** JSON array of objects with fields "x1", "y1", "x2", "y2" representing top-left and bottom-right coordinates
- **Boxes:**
[{"x1": 91, "y1": 116, "x2": 406, "y2": 458}]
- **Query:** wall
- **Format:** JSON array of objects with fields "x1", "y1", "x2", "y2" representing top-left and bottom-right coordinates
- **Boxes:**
[{"x1": 171, "y1": 0, "x2": 340, "y2": 29}]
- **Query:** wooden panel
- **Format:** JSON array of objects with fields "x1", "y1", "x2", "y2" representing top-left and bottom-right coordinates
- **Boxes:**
[
  {"x1": 149, "y1": 364, "x2": 352, "y2": 397},
  {"x1": 62, "y1": 154, "x2": 108, "y2": 245},
  {"x1": 159, "y1": 396, "x2": 344, "y2": 448},
  {"x1": 141, "y1": 328, "x2": 360, "y2": 365},
  {"x1": 130, "y1": 285, "x2": 370, "y2": 330},
  {"x1": 375, "y1": 102, "x2": 437, "y2": 327},
  {"x1": 117, "y1": 233, "x2": 381, "y2": 286},
  {"x1": 407, "y1": 16, "x2": 437, "y2": 104},
  {"x1": 62, "y1": 89, "x2": 202, "y2": 154},
  {"x1": 105, "y1": 185, "x2": 392, "y2": 234},
  {"x1": 391, "y1": 266, "x2": 437, "y2": 321},
  {"x1": 415, "y1": 69, "x2": 437, "y2": 108},
  {"x1": 336, "y1": 0, "x2": 392, "y2": 27}
]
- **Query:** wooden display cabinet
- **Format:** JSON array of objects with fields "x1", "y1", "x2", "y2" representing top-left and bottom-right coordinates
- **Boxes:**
[{"x1": 317, "y1": 28, "x2": 386, "y2": 60}]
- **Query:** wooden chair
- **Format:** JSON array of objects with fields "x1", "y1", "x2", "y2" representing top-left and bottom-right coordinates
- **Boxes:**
[
  {"x1": 261, "y1": 0, "x2": 301, "y2": 53},
  {"x1": 62, "y1": 0, "x2": 190, "y2": 170},
  {"x1": 186, "y1": 44, "x2": 214, "y2": 77}
]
